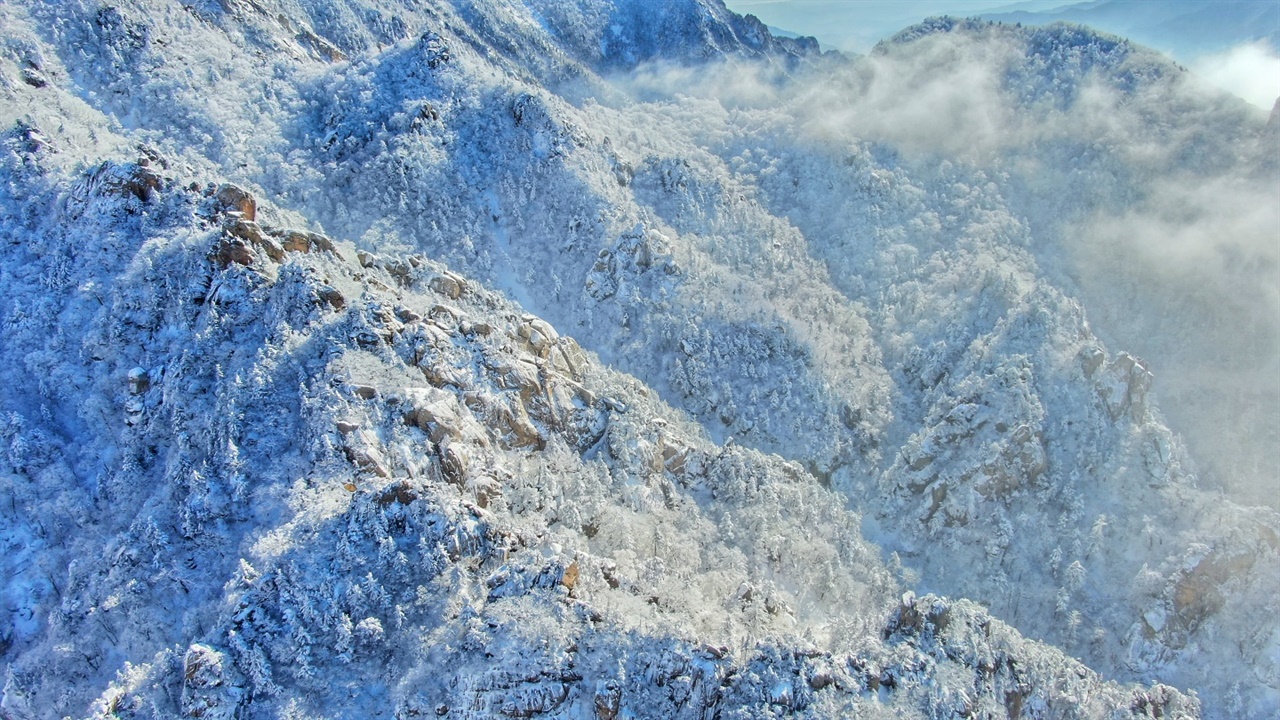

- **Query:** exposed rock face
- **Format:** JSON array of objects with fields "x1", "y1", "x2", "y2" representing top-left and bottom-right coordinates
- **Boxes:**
[
  {"x1": 275, "y1": 228, "x2": 338, "y2": 255},
  {"x1": 428, "y1": 272, "x2": 464, "y2": 299},
  {"x1": 77, "y1": 160, "x2": 163, "y2": 204},
  {"x1": 214, "y1": 183, "x2": 256, "y2": 220},
  {"x1": 179, "y1": 644, "x2": 242, "y2": 720},
  {"x1": 1095, "y1": 351, "x2": 1153, "y2": 422}
]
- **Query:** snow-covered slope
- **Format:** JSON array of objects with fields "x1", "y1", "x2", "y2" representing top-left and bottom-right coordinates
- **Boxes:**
[
  {"x1": 1, "y1": 0, "x2": 1276, "y2": 717},
  {"x1": 0, "y1": 143, "x2": 1201, "y2": 718}
]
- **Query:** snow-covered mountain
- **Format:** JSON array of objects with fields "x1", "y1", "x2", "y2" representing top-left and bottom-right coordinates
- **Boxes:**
[{"x1": 0, "y1": 0, "x2": 1275, "y2": 717}]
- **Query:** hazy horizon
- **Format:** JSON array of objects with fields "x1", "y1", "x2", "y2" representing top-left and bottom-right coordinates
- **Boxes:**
[
  {"x1": 724, "y1": 0, "x2": 1280, "y2": 108},
  {"x1": 723, "y1": 0, "x2": 1051, "y2": 52}
]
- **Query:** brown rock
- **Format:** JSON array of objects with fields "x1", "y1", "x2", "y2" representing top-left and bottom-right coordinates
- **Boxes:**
[
  {"x1": 429, "y1": 304, "x2": 463, "y2": 324},
  {"x1": 1080, "y1": 347, "x2": 1105, "y2": 377},
  {"x1": 463, "y1": 321, "x2": 494, "y2": 337},
  {"x1": 1172, "y1": 551, "x2": 1254, "y2": 633},
  {"x1": 349, "y1": 449, "x2": 390, "y2": 478},
  {"x1": 551, "y1": 338, "x2": 588, "y2": 380},
  {"x1": 297, "y1": 27, "x2": 348, "y2": 62},
  {"x1": 118, "y1": 164, "x2": 162, "y2": 202},
  {"x1": 215, "y1": 184, "x2": 256, "y2": 221},
  {"x1": 183, "y1": 644, "x2": 225, "y2": 688},
  {"x1": 561, "y1": 561, "x2": 579, "y2": 591},
  {"x1": 280, "y1": 229, "x2": 340, "y2": 257},
  {"x1": 213, "y1": 238, "x2": 254, "y2": 268},
  {"x1": 661, "y1": 442, "x2": 689, "y2": 475},
  {"x1": 387, "y1": 260, "x2": 412, "y2": 286},
  {"x1": 342, "y1": 430, "x2": 391, "y2": 478},
  {"x1": 428, "y1": 274, "x2": 464, "y2": 299},
  {"x1": 395, "y1": 306, "x2": 422, "y2": 323},
  {"x1": 317, "y1": 285, "x2": 345, "y2": 310},
  {"x1": 488, "y1": 357, "x2": 541, "y2": 394},
  {"x1": 407, "y1": 396, "x2": 466, "y2": 443},
  {"x1": 377, "y1": 480, "x2": 419, "y2": 506},
  {"x1": 517, "y1": 317, "x2": 558, "y2": 358},
  {"x1": 594, "y1": 682, "x2": 621, "y2": 720},
  {"x1": 225, "y1": 219, "x2": 284, "y2": 262},
  {"x1": 469, "y1": 476, "x2": 502, "y2": 509},
  {"x1": 280, "y1": 231, "x2": 312, "y2": 253}
]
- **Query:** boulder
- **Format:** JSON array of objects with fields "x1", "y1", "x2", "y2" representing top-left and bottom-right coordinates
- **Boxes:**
[
  {"x1": 661, "y1": 441, "x2": 690, "y2": 475},
  {"x1": 395, "y1": 306, "x2": 422, "y2": 323},
  {"x1": 214, "y1": 184, "x2": 256, "y2": 221},
  {"x1": 279, "y1": 229, "x2": 338, "y2": 255},
  {"x1": 561, "y1": 561, "x2": 579, "y2": 590},
  {"x1": 429, "y1": 304, "x2": 464, "y2": 324},
  {"x1": 517, "y1": 316, "x2": 559, "y2": 358},
  {"x1": 406, "y1": 397, "x2": 461, "y2": 443},
  {"x1": 20, "y1": 67, "x2": 48, "y2": 88},
  {"x1": 468, "y1": 475, "x2": 502, "y2": 509},
  {"x1": 225, "y1": 219, "x2": 284, "y2": 263},
  {"x1": 549, "y1": 337, "x2": 588, "y2": 380},
  {"x1": 100, "y1": 162, "x2": 162, "y2": 203},
  {"x1": 297, "y1": 27, "x2": 347, "y2": 62},
  {"x1": 127, "y1": 367, "x2": 150, "y2": 395},
  {"x1": 1080, "y1": 346, "x2": 1106, "y2": 377},
  {"x1": 316, "y1": 285, "x2": 345, "y2": 311},
  {"x1": 386, "y1": 260, "x2": 413, "y2": 286},
  {"x1": 377, "y1": 480, "x2": 420, "y2": 506},
  {"x1": 403, "y1": 388, "x2": 489, "y2": 447},
  {"x1": 462, "y1": 321, "x2": 494, "y2": 337},
  {"x1": 212, "y1": 238, "x2": 254, "y2": 268},
  {"x1": 494, "y1": 397, "x2": 543, "y2": 450},
  {"x1": 1171, "y1": 550, "x2": 1254, "y2": 636},
  {"x1": 486, "y1": 356, "x2": 541, "y2": 395},
  {"x1": 429, "y1": 273, "x2": 463, "y2": 299}
]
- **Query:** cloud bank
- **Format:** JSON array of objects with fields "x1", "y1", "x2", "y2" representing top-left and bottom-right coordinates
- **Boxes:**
[
  {"x1": 616, "y1": 21, "x2": 1279, "y2": 507},
  {"x1": 1191, "y1": 40, "x2": 1280, "y2": 110}
]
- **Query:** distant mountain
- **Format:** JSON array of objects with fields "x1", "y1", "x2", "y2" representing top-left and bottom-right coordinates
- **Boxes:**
[{"x1": 982, "y1": 0, "x2": 1280, "y2": 56}]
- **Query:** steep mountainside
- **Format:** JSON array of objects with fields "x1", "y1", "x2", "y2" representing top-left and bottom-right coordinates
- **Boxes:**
[
  {"x1": 0, "y1": 0, "x2": 1276, "y2": 718},
  {"x1": 0, "y1": 139, "x2": 1201, "y2": 719}
]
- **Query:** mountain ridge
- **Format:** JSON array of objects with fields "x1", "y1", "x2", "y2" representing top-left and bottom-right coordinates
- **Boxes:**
[{"x1": 0, "y1": 143, "x2": 1199, "y2": 718}]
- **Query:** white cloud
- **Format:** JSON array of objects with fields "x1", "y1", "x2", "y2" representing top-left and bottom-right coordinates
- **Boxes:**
[{"x1": 1191, "y1": 41, "x2": 1280, "y2": 110}]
